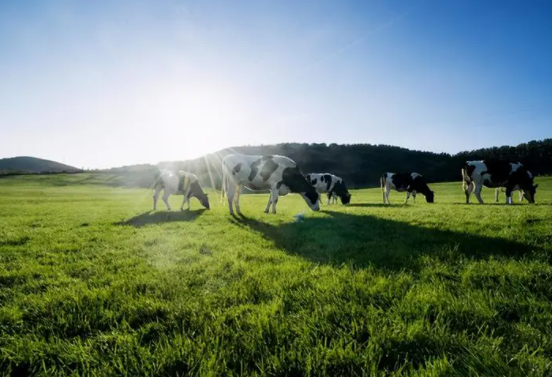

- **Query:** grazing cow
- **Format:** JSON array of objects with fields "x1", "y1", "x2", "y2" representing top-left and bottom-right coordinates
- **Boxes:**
[
  {"x1": 381, "y1": 172, "x2": 435, "y2": 204},
  {"x1": 221, "y1": 154, "x2": 320, "y2": 215},
  {"x1": 153, "y1": 170, "x2": 210, "y2": 211},
  {"x1": 495, "y1": 187, "x2": 524, "y2": 203},
  {"x1": 307, "y1": 173, "x2": 351, "y2": 205},
  {"x1": 462, "y1": 160, "x2": 537, "y2": 204}
]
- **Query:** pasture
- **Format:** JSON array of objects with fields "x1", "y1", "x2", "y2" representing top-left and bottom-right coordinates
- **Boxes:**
[{"x1": 1, "y1": 173, "x2": 552, "y2": 376}]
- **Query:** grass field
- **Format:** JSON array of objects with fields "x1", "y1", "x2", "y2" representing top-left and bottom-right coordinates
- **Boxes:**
[{"x1": 1, "y1": 174, "x2": 552, "y2": 376}]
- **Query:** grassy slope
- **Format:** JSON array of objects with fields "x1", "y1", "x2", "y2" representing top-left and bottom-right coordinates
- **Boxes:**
[{"x1": 1, "y1": 174, "x2": 552, "y2": 376}]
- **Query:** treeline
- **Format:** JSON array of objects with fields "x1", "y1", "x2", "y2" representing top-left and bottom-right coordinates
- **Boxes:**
[
  {"x1": 155, "y1": 138, "x2": 552, "y2": 189},
  {"x1": 8, "y1": 139, "x2": 549, "y2": 189}
]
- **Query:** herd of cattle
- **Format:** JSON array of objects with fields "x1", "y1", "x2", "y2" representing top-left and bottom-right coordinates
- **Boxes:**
[{"x1": 152, "y1": 154, "x2": 538, "y2": 214}]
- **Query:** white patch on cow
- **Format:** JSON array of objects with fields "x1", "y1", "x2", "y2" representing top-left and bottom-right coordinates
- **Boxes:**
[{"x1": 381, "y1": 172, "x2": 397, "y2": 204}]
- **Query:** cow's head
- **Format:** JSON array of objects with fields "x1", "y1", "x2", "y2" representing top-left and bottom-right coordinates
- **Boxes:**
[
  {"x1": 300, "y1": 190, "x2": 320, "y2": 211},
  {"x1": 523, "y1": 184, "x2": 538, "y2": 203},
  {"x1": 197, "y1": 192, "x2": 210, "y2": 209},
  {"x1": 425, "y1": 190, "x2": 435, "y2": 203},
  {"x1": 282, "y1": 167, "x2": 320, "y2": 211},
  {"x1": 340, "y1": 192, "x2": 352, "y2": 205}
]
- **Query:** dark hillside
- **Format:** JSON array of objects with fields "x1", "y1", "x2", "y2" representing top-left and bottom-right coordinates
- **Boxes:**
[
  {"x1": 0, "y1": 156, "x2": 79, "y2": 174},
  {"x1": 159, "y1": 138, "x2": 552, "y2": 189}
]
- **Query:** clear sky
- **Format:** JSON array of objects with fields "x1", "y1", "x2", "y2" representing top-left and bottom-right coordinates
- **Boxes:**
[{"x1": 1, "y1": 0, "x2": 551, "y2": 169}]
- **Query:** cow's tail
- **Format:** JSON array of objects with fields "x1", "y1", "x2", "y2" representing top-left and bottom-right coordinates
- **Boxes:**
[
  {"x1": 461, "y1": 166, "x2": 469, "y2": 192},
  {"x1": 152, "y1": 170, "x2": 164, "y2": 192},
  {"x1": 380, "y1": 173, "x2": 387, "y2": 192},
  {"x1": 381, "y1": 173, "x2": 387, "y2": 203},
  {"x1": 220, "y1": 167, "x2": 227, "y2": 203}
]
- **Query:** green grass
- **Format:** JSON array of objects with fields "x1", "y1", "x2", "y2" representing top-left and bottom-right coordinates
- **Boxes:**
[{"x1": 1, "y1": 173, "x2": 552, "y2": 376}]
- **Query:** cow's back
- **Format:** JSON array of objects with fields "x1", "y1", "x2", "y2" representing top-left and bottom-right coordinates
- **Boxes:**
[{"x1": 223, "y1": 154, "x2": 297, "y2": 189}]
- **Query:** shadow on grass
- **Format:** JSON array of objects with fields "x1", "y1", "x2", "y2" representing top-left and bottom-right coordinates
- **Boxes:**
[
  {"x1": 345, "y1": 203, "x2": 398, "y2": 208},
  {"x1": 116, "y1": 209, "x2": 206, "y2": 227},
  {"x1": 230, "y1": 210, "x2": 538, "y2": 272}
]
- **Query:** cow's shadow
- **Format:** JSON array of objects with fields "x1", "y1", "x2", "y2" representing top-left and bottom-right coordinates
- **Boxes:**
[
  {"x1": 345, "y1": 203, "x2": 401, "y2": 208},
  {"x1": 116, "y1": 209, "x2": 206, "y2": 227},
  {"x1": 230, "y1": 210, "x2": 539, "y2": 272}
]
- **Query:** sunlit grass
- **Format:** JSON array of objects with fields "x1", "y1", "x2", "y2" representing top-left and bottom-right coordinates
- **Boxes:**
[{"x1": 1, "y1": 174, "x2": 552, "y2": 376}]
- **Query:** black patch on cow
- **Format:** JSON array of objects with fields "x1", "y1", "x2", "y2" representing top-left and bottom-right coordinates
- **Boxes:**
[
  {"x1": 281, "y1": 167, "x2": 319, "y2": 203},
  {"x1": 304, "y1": 190, "x2": 318, "y2": 205},
  {"x1": 260, "y1": 157, "x2": 279, "y2": 181},
  {"x1": 332, "y1": 179, "x2": 352, "y2": 204},
  {"x1": 411, "y1": 175, "x2": 434, "y2": 203},
  {"x1": 248, "y1": 158, "x2": 262, "y2": 181},
  {"x1": 464, "y1": 164, "x2": 476, "y2": 180},
  {"x1": 188, "y1": 180, "x2": 210, "y2": 209},
  {"x1": 311, "y1": 178, "x2": 317, "y2": 185},
  {"x1": 507, "y1": 165, "x2": 537, "y2": 203},
  {"x1": 390, "y1": 173, "x2": 412, "y2": 191},
  {"x1": 232, "y1": 163, "x2": 242, "y2": 175},
  {"x1": 481, "y1": 160, "x2": 512, "y2": 184},
  {"x1": 324, "y1": 174, "x2": 333, "y2": 191},
  {"x1": 177, "y1": 175, "x2": 187, "y2": 192}
]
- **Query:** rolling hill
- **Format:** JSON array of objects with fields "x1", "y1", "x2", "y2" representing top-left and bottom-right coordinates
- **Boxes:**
[{"x1": 0, "y1": 156, "x2": 80, "y2": 174}]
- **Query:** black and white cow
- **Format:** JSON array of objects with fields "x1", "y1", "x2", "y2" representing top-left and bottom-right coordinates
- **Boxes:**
[
  {"x1": 153, "y1": 170, "x2": 210, "y2": 210},
  {"x1": 462, "y1": 160, "x2": 537, "y2": 204},
  {"x1": 221, "y1": 154, "x2": 320, "y2": 215},
  {"x1": 381, "y1": 172, "x2": 435, "y2": 204},
  {"x1": 307, "y1": 173, "x2": 351, "y2": 205}
]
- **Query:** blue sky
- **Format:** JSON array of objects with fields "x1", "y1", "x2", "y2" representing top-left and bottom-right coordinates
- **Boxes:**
[{"x1": 1, "y1": 0, "x2": 551, "y2": 169}]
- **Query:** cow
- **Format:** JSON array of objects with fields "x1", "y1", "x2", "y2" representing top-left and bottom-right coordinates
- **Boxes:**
[
  {"x1": 221, "y1": 154, "x2": 320, "y2": 215},
  {"x1": 306, "y1": 173, "x2": 351, "y2": 205},
  {"x1": 495, "y1": 187, "x2": 524, "y2": 203},
  {"x1": 461, "y1": 160, "x2": 537, "y2": 204},
  {"x1": 153, "y1": 170, "x2": 210, "y2": 211},
  {"x1": 381, "y1": 172, "x2": 435, "y2": 204}
]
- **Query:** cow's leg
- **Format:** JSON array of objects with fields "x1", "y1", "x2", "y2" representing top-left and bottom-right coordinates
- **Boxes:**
[
  {"x1": 412, "y1": 191, "x2": 417, "y2": 203},
  {"x1": 162, "y1": 192, "x2": 171, "y2": 210},
  {"x1": 180, "y1": 196, "x2": 187, "y2": 211},
  {"x1": 519, "y1": 190, "x2": 524, "y2": 202},
  {"x1": 464, "y1": 182, "x2": 474, "y2": 204},
  {"x1": 494, "y1": 188, "x2": 500, "y2": 203},
  {"x1": 404, "y1": 191, "x2": 411, "y2": 204},
  {"x1": 327, "y1": 192, "x2": 332, "y2": 205},
  {"x1": 473, "y1": 184, "x2": 484, "y2": 204},
  {"x1": 226, "y1": 183, "x2": 236, "y2": 215},
  {"x1": 270, "y1": 189, "x2": 279, "y2": 214},
  {"x1": 384, "y1": 187, "x2": 391, "y2": 204},
  {"x1": 186, "y1": 195, "x2": 191, "y2": 210},
  {"x1": 234, "y1": 185, "x2": 243, "y2": 214},
  {"x1": 505, "y1": 191, "x2": 512, "y2": 205},
  {"x1": 264, "y1": 192, "x2": 272, "y2": 213},
  {"x1": 504, "y1": 186, "x2": 515, "y2": 205},
  {"x1": 153, "y1": 187, "x2": 162, "y2": 210}
]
